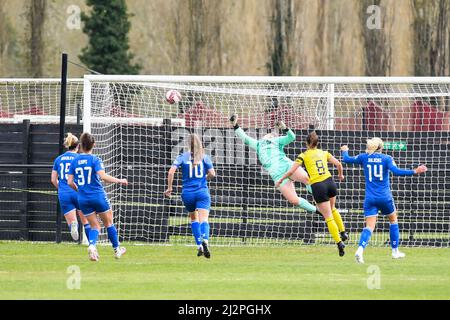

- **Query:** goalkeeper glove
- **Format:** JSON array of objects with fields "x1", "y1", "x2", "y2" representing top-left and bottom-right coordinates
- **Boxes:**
[
  {"x1": 275, "y1": 120, "x2": 289, "y2": 134},
  {"x1": 305, "y1": 184, "x2": 312, "y2": 194},
  {"x1": 230, "y1": 114, "x2": 239, "y2": 130}
]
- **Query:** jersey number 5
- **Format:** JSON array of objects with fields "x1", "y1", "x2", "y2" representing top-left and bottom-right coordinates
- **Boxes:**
[{"x1": 367, "y1": 164, "x2": 383, "y2": 182}]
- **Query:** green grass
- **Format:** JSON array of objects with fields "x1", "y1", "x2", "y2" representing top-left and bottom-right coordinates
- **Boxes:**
[{"x1": 0, "y1": 241, "x2": 449, "y2": 300}]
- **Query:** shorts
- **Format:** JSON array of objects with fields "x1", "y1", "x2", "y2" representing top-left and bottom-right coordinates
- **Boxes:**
[
  {"x1": 181, "y1": 188, "x2": 211, "y2": 213},
  {"x1": 311, "y1": 177, "x2": 338, "y2": 203},
  {"x1": 364, "y1": 198, "x2": 396, "y2": 217},
  {"x1": 78, "y1": 192, "x2": 111, "y2": 216},
  {"x1": 58, "y1": 191, "x2": 80, "y2": 215},
  {"x1": 269, "y1": 159, "x2": 294, "y2": 187}
]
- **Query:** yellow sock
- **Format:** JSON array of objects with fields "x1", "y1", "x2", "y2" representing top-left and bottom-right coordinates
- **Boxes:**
[
  {"x1": 332, "y1": 208, "x2": 345, "y2": 232},
  {"x1": 325, "y1": 217, "x2": 341, "y2": 244}
]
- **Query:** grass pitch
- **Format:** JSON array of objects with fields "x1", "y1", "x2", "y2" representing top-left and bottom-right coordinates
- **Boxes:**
[{"x1": 0, "y1": 241, "x2": 449, "y2": 300}]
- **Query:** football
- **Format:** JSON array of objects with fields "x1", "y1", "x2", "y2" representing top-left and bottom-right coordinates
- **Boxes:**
[{"x1": 165, "y1": 90, "x2": 182, "y2": 104}]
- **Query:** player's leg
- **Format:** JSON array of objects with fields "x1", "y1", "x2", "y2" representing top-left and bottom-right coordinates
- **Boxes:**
[
  {"x1": 84, "y1": 211, "x2": 101, "y2": 261},
  {"x1": 279, "y1": 180, "x2": 318, "y2": 214},
  {"x1": 74, "y1": 193, "x2": 90, "y2": 241},
  {"x1": 197, "y1": 190, "x2": 212, "y2": 259},
  {"x1": 383, "y1": 200, "x2": 404, "y2": 259},
  {"x1": 182, "y1": 192, "x2": 203, "y2": 254},
  {"x1": 330, "y1": 197, "x2": 347, "y2": 241},
  {"x1": 77, "y1": 210, "x2": 90, "y2": 242},
  {"x1": 355, "y1": 201, "x2": 378, "y2": 263},
  {"x1": 98, "y1": 209, "x2": 126, "y2": 259},
  {"x1": 290, "y1": 166, "x2": 310, "y2": 185},
  {"x1": 59, "y1": 193, "x2": 79, "y2": 241},
  {"x1": 313, "y1": 180, "x2": 345, "y2": 256},
  {"x1": 63, "y1": 209, "x2": 79, "y2": 241}
]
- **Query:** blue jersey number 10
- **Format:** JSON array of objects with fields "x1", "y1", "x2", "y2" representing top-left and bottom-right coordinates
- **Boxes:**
[
  {"x1": 187, "y1": 161, "x2": 204, "y2": 178},
  {"x1": 367, "y1": 164, "x2": 383, "y2": 182}
]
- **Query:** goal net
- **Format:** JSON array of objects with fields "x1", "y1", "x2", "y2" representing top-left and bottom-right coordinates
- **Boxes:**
[{"x1": 84, "y1": 76, "x2": 450, "y2": 247}]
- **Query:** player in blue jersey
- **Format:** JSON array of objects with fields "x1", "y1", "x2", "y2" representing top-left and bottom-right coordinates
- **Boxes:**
[
  {"x1": 341, "y1": 138, "x2": 427, "y2": 263},
  {"x1": 51, "y1": 133, "x2": 90, "y2": 242},
  {"x1": 164, "y1": 134, "x2": 216, "y2": 258},
  {"x1": 67, "y1": 133, "x2": 128, "y2": 262}
]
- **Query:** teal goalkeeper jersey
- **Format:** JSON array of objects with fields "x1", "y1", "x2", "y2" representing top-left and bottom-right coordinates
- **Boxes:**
[{"x1": 234, "y1": 127, "x2": 296, "y2": 181}]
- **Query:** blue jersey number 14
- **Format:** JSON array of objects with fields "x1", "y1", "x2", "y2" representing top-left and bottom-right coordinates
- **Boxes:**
[{"x1": 367, "y1": 164, "x2": 383, "y2": 182}]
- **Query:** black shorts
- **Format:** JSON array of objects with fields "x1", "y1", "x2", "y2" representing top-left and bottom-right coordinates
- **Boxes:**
[{"x1": 311, "y1": 177, "x2": 338, "y2": 204}]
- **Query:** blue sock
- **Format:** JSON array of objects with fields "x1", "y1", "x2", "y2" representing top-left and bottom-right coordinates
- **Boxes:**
[
  {"x1": 84, "y1": 224, "x2": 91, "y2": 241},
  {"x1": 200, "y1": 221, "x2": 210, "y2": 242},
  {"x1": 358, "y1": 227, "x2": 373, "y2": 249},
  {"x1": 191, "y1": 221, "x2": 202, "y2": 246},
  {"x1": 107, "y1": 225, "x2": 119, "y2": 249},
  {"x1": 89, "y1": 229, "x2": 99, "y2": 246},
  {"x1": 390, "y1": 223, "x2": 400, "y2": 249}
]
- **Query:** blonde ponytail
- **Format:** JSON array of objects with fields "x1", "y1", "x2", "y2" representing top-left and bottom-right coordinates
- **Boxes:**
[
  {"x1": 189, "y1": 134, "x2": 204, "y2": 166},
  {"x1": 64, "y1": 133, "x2": 79, "y2": 150}
]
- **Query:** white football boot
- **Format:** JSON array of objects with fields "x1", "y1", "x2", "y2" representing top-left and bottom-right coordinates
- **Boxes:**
[
  {"x1": 88, "y1": 245, "x2": 99, "y2": 262},
  {"x1": 114, "y1": 247, "x2": 127, "y2": 259},
  {"x1": 355, "y1": 247, "x2": 365, "y2": 264},
  {"x1": 392, "y1": 249, "x2": 406, "y2": 259}
]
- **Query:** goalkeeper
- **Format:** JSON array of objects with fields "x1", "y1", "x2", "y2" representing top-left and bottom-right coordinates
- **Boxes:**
[{"x1": 230, "y1": 115, "x2": 318, "y2": 215}]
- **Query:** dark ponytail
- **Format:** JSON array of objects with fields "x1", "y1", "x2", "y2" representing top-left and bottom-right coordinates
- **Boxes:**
[{"x1": 306, "y1": 131, "x2": 319, "y2": 148}]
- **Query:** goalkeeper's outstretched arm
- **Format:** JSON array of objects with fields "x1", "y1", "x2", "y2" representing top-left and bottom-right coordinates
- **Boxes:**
[
  {"x1": 230, "y1": 115, "x2": 258, "y2": 150},
  {"x1": 271, "y1": 121, "x2": 296, "y2": 146}
]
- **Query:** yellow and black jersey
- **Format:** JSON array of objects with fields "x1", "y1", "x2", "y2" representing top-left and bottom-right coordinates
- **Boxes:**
[{"x1": 295, "y1": 148, "x2": 332, "y2": 184}]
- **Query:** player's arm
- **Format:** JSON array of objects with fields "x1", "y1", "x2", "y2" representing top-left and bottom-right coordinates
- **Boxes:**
[
  {"x1": 340, "y1": 145, "x2": 362, "y2": 165},
  {"x1": 164, "y1": 166, "x2": 177, "y2": 197},
  {"x1": 272, "y1": 121, "x2": 296, "y2": 146},
  {"x1": 328, "y1": 153, "x2": 344, "y2": 181},
  {"x1": 95, "y1": 157, "x2": 128, "y2": 185},
  {"x1": 388, "y1": 157, "x2": 428, "y2": 176},
  {"x1": 230, "y1": 115, "x2": 258, "y2": 150},
  {"x1": 97, "y1": 170, "x2": 128, "y2": 185},
  {"x1": 204, "y1": 155, "x2": 216, "y2": 181},
  {"x1": 51, "y1": 170, "x2": 59, "y2": 189},
  {"x1": 67, "y1": 174, "x2": 77, "y2": 192}
]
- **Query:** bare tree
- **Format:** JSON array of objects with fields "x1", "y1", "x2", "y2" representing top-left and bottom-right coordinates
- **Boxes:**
[
  {"x1": 267, "y1": 0, "x2": 295, "y2": 76},
  {"x1": 412, "y1": 0, "x2": 450, "y2": 76},
  {"x1": 360, "y1": 0, "x2": 391, "y2": 76},
  {"x1": 26, "y1": 0, "x2": 47, "y2": 78}
]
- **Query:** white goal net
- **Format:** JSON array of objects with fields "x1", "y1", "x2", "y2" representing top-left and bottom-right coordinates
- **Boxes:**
[{"x1": 83, "y1": 76, "x2": 450, "y2": 247}]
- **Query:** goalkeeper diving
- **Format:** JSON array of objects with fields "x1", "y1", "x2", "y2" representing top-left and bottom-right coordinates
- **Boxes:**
[{"x1": 230, "y1": 115, "x2": 318, "y2": 215}]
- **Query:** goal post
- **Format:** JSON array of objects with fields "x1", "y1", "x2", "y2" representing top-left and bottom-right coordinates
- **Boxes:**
[{"x1": 82, "y1": 75, "x2": 450, "y2": 247}]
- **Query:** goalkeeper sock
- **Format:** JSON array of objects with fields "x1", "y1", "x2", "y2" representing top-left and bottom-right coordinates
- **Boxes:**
[
  {"x1": 325, "y1": 217, "x2": 341, "y2": 243},
  {"x1": 191, "y1": 222, "x2": 202, "y2": 246},
  {"x1": 389, "y1": 222, "x2": 400, "y2": 249},
  {"x1": 84, "y1": 224, "x2": 91, "y2": 241},
  {"x1": 89, "y1": 228, "x2": 99, "y2": 246},
  {"x1": 107, "y1": 225, "x2": 119, "y2": 250},
  {"x1": 200, "y1": 221, "x2": 210, "y2": 242},
  {"x1": 297, "y1": 198, "x2": 316, "y2": 213},
  {"x1": 358, "y1": 227, "x2": 372, "y2": 249},
  {"x1": 332, "y1": 208, "x2": 345, "y2": 232}
]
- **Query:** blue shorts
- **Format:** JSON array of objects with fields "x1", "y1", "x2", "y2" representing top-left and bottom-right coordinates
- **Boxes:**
[
  {"x1": 58, "y1": 191, "x2": 80, "y2": 216},
  {"x1": 364, "y1": 197, "x2": 396, "y2": 217},
  {"x1": 78, "y1": 192, "x2": 111, "y2": 217},
  {"x1": 181, "y1": 189, "x2": 211, "y2": 213}
]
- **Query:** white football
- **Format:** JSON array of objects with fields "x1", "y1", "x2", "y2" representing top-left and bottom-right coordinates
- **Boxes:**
[{"x1": 165, "y1": 90, "x2": 182, "y2": 104}]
